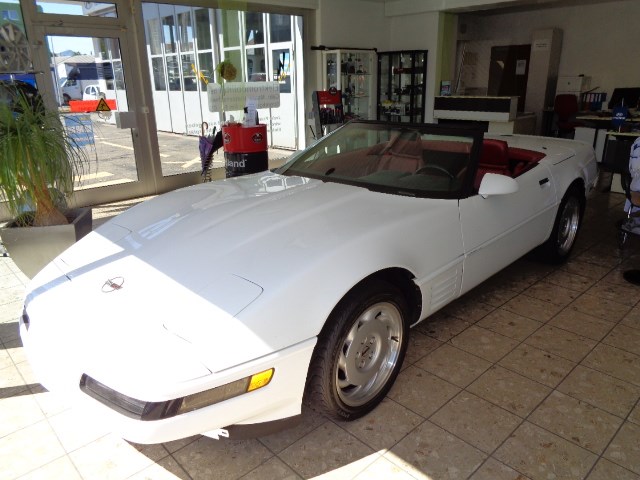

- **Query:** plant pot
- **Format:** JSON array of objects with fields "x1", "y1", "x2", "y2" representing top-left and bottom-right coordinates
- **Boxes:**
[{"x1": 0, "y1": 208, "x2": 93, "y2": 279}]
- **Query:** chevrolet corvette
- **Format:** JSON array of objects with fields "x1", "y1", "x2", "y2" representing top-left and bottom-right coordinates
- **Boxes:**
[{"x1": 20, "y1": 120, "x2": 598, "y2": 443}]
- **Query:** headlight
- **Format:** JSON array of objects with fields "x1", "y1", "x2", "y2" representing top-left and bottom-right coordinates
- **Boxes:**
[{"x1": 79, "y1": 368, "x2": 274, "y2": 421}]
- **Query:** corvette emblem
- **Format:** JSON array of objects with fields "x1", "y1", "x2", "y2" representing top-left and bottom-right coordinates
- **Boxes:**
[{"x1": 102, "y1": 277, "x2": 124, "y2": 293}]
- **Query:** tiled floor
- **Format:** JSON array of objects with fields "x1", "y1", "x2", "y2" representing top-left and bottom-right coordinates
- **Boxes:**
[{"x1": 2, "y1": 176, "x2": 640, "y2": 479}]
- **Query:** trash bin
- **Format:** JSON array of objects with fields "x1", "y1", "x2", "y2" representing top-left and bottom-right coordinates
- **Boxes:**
[{"x1": 221, "y1": 123, "x2": 268, "y2": 178}]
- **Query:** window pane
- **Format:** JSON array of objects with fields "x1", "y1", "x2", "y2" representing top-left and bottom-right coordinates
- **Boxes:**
[
  {"x1": 220, "y1": 50, "x2": 242, "y2": 83},
  {"x1": 177, "y1": 11, "x2": 193, "y2": 52},
  {"x1": 34, "y1": 1, "x2": 118, "y2": 17},
  {"x1": 162, "y1": 13, "x2": 177, "y2": 54},
  {"x1": 147, "y1": 17, "x2": 163, "y2": 55},
  {"x1": 181, "y1": 54, "x2": 196, "y2": 90},
  {"x1": 152, "y1": 57, "x2": 166, "y2": 90},
  {"x1": 247, "y1": 47, "x2": 265, "y2": 82},
  {"x1": 195, "y1": 9, "x2": 211, "y2": 50},
  {"x1": 245, "y1": 12, "x2": 264, "y2": 45},
  {"x1": 272, "y1": 48, "x2": 291, "y2": 93},
  {"x1": 269, "y1": 14, "x2": 290, "y2": 43},
  {"x1": 197, "y1": 52, "x2": 213, "y2": 87},
  {"x1": 167, "y1": 56, "x2": 180, "y2": 90},
  {"x1": 220, "y1": 10, "x2": 240, "y2": 48}
]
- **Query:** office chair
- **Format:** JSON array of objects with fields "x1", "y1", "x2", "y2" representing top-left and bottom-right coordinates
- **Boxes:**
[{"x1": 553, "y1": 94, "x2": 583, "y2": 138}]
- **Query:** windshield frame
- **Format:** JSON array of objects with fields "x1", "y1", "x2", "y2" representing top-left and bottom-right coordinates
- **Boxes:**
[{"x1": 278, "y1": 120, "x2": 484, "y2": 200}]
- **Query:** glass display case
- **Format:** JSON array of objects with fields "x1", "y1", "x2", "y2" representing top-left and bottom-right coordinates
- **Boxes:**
[
  {"x1": 377, "y1": 50, "x2": 428, "y2": 123},
  {"x1": 322, "y1": 49, "x2": 375, "y2": 121}
]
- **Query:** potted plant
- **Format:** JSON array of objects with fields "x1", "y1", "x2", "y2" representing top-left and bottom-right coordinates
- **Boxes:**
[{"x1": 0, "y1": 83, "x2": 93, "y2": 278}]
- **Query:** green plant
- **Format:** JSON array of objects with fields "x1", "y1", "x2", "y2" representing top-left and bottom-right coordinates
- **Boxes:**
[{"x1": 0, "y1": 89, "x2": 89, "y2": 226}]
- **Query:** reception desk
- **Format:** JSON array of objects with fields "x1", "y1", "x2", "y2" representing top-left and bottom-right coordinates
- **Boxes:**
[{"x1": 433, "y1": 96, "x2": 536, "y2": 134}]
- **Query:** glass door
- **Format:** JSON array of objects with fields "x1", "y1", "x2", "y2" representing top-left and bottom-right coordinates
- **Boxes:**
[{"x1": 46, "y1": 34, "x2": 140, "y2": 191}]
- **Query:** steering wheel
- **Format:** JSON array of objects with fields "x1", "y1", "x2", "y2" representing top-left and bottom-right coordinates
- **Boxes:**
[{"x1": 414, "y1": 165, "x2": 455, "y2": 180}]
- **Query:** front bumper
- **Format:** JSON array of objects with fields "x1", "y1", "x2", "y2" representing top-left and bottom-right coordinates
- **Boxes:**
[{"x1": 20, "y1": 316, "x2": 316, "y2": 444}]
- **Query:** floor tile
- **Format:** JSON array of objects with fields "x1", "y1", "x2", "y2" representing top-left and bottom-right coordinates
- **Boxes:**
[
  {"x1": 582, "y1": 344, "x2": 640, "y2": 387},
  {"x1": 338, "y1": 397, "x2": 423, "y2": 451},
  {"x1": 586, "y1": 279, "x2": 640, "y2": 307},
  {"x1": 476, "y1": 308, "x2": 542, "y2": 341},
  {"x1": 586, "y1": 458, "x2": 640, "y2": 480},
  {"x1": 258, "y1": 407, "x2": 327, "y2": 454},
  {"x1": 501, "y1": 294, "x2": 563, "y2": 323},
  {"x1": 430, "y1": 391, "x2": 521, "y2": 454},
  {"x1": 464, "y1": 282, "x2": 519, "y2": 308},
  {"x1": 630, "y1": 403, "x2": 640, "y2": 425},
  {"x1": 469, "y1": 457, "x2": 531, "y2": 480},
  {"x1": 0, "y1": 363, "x2": 30, "y2": 398},
  {"x1": 127, "y1": 455, "x2": 192, "y2": 480},
  {"x1": 403, "y1": 330, "x2": 442, "y2": 366},
  {"x1": 523, "y1": 281, "x2": 580, "y2": 307},
  {"x1": 548, "y1": 308, "x2": 615, "y2": 341},
  {"x1": 172, "y1": 435, "x2": 273, "y2": 480},
  {"x1": 449, "y1": 325, "x2": 520, "y2": 363},
  {"x1": 467, "y1": 366, "x2": 551, "y2": 418},
  {"x1": 351, "y1": 456, "x2": 417, "y2": 480},
  {"x1": 498, "y1": 344, "x2": 576, "y2": 388},
  {"x1": 278, "y1": 422, "x2": 376, "y2": 479},
  {"x1": 387, "y1": 365, "x2": 460, "y2": 418},
  {"x1": 528, "y1": 390, "x2": 622, "y2": 454},
  {"x1": 0, "y1": 393, "x2": 47, "y2": 438},
  {"x1": 524, "y1": 325, "x2": 597, "y2": 362},
  {"x1": 603, "y1": 421, "x2": 640, "y2": 475},
  {"x1": 495, "y1": 422, "x2": 597, "y2": 480},
  {"x1": 415, "y1": 312, "x2": 472, "y2": 342},
  {"x1": 16, "y1": 456, "x2": 82, "y2": 480},
  {"x1": 387, "y1": 420, "x2": 486, "y2": 480},
  {"x1": 561, "y1": 259, "x2": 611, "y2": 281},
  {"x1": 47, "y1": 408, "x2": 111, "y2": 453},
  {"x1": 569, "y1": 293, "x2": 632, "y2": 322},
  {"x1": 603, "y1": 324, "x2": 640, "y2": 355},
  {"x1": 239, "y1": 456, "x2": 301, "y2": 480},
  {"x1": 414, "y1": 343, "x2": 491, "y2": 388},
  {"x1": 557, "y1": 365, "x2": 640, "y2": 418},
  {"x1": 441, "y1": 296, "x2": 495, "y2": 323},
  {"x1": 621, "y1": 305, "x2": 640, "y2": 330},
  {"x1": 70, "y1": 434, "x2": 168, "y2": 480},
  {"x1": 0, "y1": 420, "x2": 67, "y2": 479},
  {"x1": 544, "y1": 269, "x2": 596, "y2": 293}
]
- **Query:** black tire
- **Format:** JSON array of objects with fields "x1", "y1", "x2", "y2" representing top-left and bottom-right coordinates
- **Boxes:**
[
  {"x1": 539, "y1": 185, "x2": 584, "y2": 264},
  {"x1": 304, "y1": 279, "x2": 410, "y2": 421}
]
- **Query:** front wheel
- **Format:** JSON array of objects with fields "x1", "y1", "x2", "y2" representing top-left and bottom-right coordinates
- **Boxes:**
[
  {"x1": 304, "y1": 280, "x2": 409, "y2": 421},
  {"x1": 539, "y1": 186, "x2": 584, "y2": 263}
]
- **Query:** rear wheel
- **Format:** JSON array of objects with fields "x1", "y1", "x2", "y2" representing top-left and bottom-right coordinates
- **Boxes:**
[
  {"x1": 304, "y1": 280, "x2": 409, "y2": 421},
  {"x1": 539, "y1": 186, "x2": 584, "y2": 263}
]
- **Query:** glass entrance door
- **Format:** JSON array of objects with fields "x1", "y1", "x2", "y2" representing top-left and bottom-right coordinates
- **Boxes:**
[{"x1": 46, "y1": 34, "x2": 140, "y2": 191}]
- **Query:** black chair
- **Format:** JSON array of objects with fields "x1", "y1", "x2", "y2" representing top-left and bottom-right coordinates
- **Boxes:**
[
  {"x1": 617, "y1": 171, "x2": 640, "y2": 248},
  {"x1": 553, "y1": 94, "x2": 584, "y2": 138}
]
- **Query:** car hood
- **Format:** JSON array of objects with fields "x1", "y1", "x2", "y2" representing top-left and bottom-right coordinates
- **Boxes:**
[{"x1": 27, "y1": 172, "x2": 454, "y2": 375}]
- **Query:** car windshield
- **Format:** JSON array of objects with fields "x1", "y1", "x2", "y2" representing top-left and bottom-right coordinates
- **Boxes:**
[{"x1": 279, "y1": 121, "x2": 482, "y2": 199}]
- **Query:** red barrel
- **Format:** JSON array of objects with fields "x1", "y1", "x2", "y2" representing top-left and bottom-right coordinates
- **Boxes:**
[{"x1": 222, "y1": 124, "x2": 269, "y2": 178}]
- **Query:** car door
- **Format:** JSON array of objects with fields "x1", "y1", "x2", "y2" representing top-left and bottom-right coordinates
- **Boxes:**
[{"x1": 458, "y1": 163, "x2": 557, "y2": 294}]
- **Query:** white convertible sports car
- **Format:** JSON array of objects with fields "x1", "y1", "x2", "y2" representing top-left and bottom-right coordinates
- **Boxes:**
[{"x1": 20, "y1": 121, "x2": 597, "y2": 444}]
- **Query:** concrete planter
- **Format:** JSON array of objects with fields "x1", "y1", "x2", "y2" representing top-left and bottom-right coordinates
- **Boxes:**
[{"x1": 1, "y1": 208, "x2": 92, "y2": 279}]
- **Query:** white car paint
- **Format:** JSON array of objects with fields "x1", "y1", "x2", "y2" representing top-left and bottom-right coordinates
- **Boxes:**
[{"x1": 20, "y1": 126, "x2": 598, "y2": 444}]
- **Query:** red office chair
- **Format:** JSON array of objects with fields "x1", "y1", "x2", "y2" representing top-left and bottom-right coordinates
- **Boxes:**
[{"x1": 554, "y1": 94, "x2": 584, "y2": 138}]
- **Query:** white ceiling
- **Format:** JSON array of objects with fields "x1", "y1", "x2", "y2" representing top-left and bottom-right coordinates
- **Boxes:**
[{"x1": 360, "y1": 0, "x2": 627, "y2": 15}]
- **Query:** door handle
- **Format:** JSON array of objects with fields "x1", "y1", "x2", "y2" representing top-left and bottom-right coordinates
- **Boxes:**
[{"x1": 539, "y1": 178, "x2": 550, "y2": 187}]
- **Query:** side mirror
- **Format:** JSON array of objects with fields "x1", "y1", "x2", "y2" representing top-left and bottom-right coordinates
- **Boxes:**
[{"x1": 478, "y1": 173, "x2": 519, "y2": 198}]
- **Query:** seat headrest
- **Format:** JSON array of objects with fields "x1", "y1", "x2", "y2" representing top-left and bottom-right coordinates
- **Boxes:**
[{"x1": 480, "y1": 139, "x2": 509, "y2": 167}]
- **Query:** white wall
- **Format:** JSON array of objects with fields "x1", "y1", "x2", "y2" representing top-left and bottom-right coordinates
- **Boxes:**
[
  {"x1": 458, "y1": 0, "x2": 640, "y2": 103},
  {"x1": 389, "y1": 12, "x2": 442, "y2": 122}
]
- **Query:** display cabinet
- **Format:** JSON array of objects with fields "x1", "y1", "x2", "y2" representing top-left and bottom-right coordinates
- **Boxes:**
[
  {"x1": 322, "y1": 49, "x2": 375, "y2": 120},
  {"x1": 377, "y1": 50, "x2": 427, "y2": 123}
]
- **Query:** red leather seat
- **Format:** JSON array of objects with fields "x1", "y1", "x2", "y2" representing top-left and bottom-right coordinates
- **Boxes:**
[{"x1": 474, "y1": 139, "x2": 511, "y2": 190}]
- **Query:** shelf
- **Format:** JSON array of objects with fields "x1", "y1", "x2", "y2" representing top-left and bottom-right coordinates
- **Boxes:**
[{"x1": 377, "y1": 50, "x2": 428, "y2": 123}]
